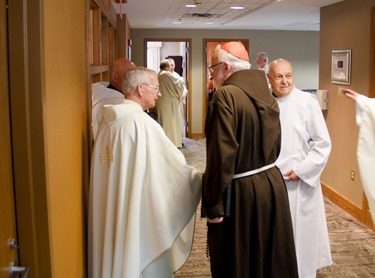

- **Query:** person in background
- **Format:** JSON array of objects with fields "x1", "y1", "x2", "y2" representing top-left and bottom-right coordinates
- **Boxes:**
[
  {"x1": 268, "y1": 58, "x2": 332, "y2": 278},
  {"x1": 203, "y1": 41, "x2": 298, "y2": 278},
  {"x1": 344, "y1": 88, "x2": 375, "y2": 224},
  {"x1": 167, "y1": 57, "x2": 182, "y2": 79},
  {"x1": 156, "y1": 59, "x2": 186, "y2": 148},
  {"x1": 207, "y1": 76, "x2": 215, "y2": 103},
  {"x1": 91, "y1": 58, "x2": 135, "y2": 139},
  {"x1": 88, "y1": 66, "x2": 202, "y2": 278},
  {"x1": 168, "y1": 57, "x2": 188, "y2": 141},
  {"x1": 255, "y1": 51, "x2": 269, "y2": 73},
  {"x1": 255, "y1": 52, "x2": 270, "y2": 87}
]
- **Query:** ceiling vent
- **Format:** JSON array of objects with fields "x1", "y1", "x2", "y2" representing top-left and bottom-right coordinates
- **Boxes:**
[{"x1": 184, "y1": 13, "x2": 221, "y2": 19}]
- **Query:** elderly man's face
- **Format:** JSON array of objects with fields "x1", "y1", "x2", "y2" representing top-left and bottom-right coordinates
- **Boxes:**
[
  {"x1": 141, "y1": 74, "x2": 161, "y2": 110},
  {"x1": 268, "y1": 60, "x2": 294, "y2": 98},
  {"x1": 256, "y1": 55, "x2": 267, "y2": 68},
  {"x1": 170, "y1": 61, "x2": 175, "y2": 72},
  {"x1": 209, "y1": 56, "x2": 227, "y2": 88}
]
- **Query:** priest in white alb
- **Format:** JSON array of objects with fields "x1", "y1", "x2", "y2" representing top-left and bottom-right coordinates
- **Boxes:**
[
  {"x1": 156, "y1": 59, "x2": 186, "y2": 148},
  {"x1": 268, "y1": 59, "x2": 332, "y2": 278},
  {"x1": 88, "y1": 66, "x2": 202, "y2": 278},
  {"x1": 344, "y1": 88, "x2": 375, "y2": 224}
]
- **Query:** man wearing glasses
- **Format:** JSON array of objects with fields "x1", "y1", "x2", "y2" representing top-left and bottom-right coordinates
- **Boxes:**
[
  {"x1": 203, "y1": 41, "x2": 298, "y2": 278},
  {"x1": 89, "y1": 66, "x2": 202, "y2": 278}
]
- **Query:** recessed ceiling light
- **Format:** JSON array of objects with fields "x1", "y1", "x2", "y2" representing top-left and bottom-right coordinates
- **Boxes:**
[
  {"x1": 173, "y1": 21, "x2": 182, "y2": 24},
  {"x1": 185, "y1": 4, "x2": 197, "y2": 8},
  {"x1": 230, "y1": 6, "x2": 244, "y2": 10},
  {"x1": 205, "y1": 22, "x2": 215, "y2": 25}
]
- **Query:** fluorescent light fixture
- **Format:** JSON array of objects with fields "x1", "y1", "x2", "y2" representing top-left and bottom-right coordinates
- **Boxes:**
[
  {"x1": 230, "y1": 6, "x2": 244, "y2": 10},
  {"x1": 185, "y1": 4, "x2": 197, "y2": 7},
  {"x1": 173, "y1": 21, "x2": 182, "y2": 24}
]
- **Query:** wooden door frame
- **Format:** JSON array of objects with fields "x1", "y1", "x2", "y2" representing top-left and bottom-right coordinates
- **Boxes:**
[
  {"x1": 370, "y1": 7, "x2": 375, "y2": 98},
  {"x1": 7, "y1": 0, "x2": 52, "y2": 276},
  {"x1": 0, "y1": 0, "x2": 18, "y2": 273},
  {"x1": 361, "y1": 7, "x2": 375, "y2": 229}
]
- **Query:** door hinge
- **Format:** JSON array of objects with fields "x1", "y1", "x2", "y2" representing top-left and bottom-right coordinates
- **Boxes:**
[{"x1": 9, "y1": 262, "x2": 30, "y2": 278}]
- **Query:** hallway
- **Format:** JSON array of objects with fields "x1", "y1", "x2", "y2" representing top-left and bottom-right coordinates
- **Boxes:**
[{"x1": 177, "y1": 138, "x2": 375, "y2": 278}]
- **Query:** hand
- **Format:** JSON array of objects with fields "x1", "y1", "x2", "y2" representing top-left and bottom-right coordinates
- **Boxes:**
[
  {"x1": 283, "y1": 170, "x2": 300, "y2": 181},
  {"x1": 343, "y1": 89, "x2": 358, "y2": 102},
  {"x1": 207, "y1": 217, "x2": 224, "y2": 224}
]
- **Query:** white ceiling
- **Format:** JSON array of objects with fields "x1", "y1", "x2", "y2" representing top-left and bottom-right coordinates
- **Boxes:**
[{"x1": 112, "y1": 0, "x2": 344, "y2": 31}]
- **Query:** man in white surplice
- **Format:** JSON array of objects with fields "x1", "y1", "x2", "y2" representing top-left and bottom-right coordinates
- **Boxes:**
[
  {"x1": 88, "y1": 66, "x2": 202, "y2": 278},
  {"x1": 268, "y1": 59, "x2": 332, "y2": 278},
  {"x1": 344, "y1": 88, "x2": 375, "y2": 224},
  {"x1": 156, "y1": 59, "x2": 186, "y2": 148},
  {"x1": 91, "y1": 58, "x2": 135, "y2": 139},
  {"x1": 168, "y1": 58, "x2": 188, "y2": 140}
]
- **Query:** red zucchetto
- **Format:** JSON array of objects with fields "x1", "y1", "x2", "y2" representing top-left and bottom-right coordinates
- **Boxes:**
[{"x1": 221, "y1": 41, "x2": 249, "y2": 62}]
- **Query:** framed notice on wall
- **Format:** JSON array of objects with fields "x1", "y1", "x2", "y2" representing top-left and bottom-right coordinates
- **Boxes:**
[{"x1": 331, "y1": 50, "x2": 351, "y2": 85}]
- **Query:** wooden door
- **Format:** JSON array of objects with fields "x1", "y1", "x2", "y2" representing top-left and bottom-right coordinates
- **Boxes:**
[
  {"x1": 371, "y1": 7, "x2": 375, "y2": 99},
  {"x1": 0, "y1": 0, "x2": 19, "y2": 276},
  {"x1": 363, "y1": 7, "x2": 375, "y2": 230}
]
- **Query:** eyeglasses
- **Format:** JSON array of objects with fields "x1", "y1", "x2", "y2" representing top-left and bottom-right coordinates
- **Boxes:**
[
  {"x1": 208, "y1": 62, "x2": 224, "y2": 73},
  {"x1": 142, "y1": 83, "x2": 160, "y2": 93}
]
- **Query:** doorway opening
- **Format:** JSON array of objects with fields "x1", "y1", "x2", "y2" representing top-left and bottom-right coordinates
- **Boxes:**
[{"x1": 144, "y1": 39, "x2": 192, "y2": 138}]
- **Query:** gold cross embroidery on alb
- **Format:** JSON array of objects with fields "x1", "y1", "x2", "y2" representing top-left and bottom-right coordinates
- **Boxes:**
[{"x1": 100, "y1": 145, "x2": 113, "y2": 162}]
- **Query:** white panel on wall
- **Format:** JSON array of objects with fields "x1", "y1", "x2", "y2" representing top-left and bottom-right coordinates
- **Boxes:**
[{"x1": 317, "y1": 90, "x2": 328, "y2": 110}]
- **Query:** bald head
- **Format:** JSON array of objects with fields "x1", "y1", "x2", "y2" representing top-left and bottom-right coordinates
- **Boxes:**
[
  {"x1": 267, "y1": 59, "x2": 294, "y2": 98},
  {"x1": 111, "y1": 58, "x2": 135, "y2": 92}
]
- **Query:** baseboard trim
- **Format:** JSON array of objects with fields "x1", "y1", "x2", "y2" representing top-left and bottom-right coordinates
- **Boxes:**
[
  {"x1": 189, "y1": 133, "x2": 205, "y2": 140},
  {"x1": 322, "y1": 182, "x2": 374, "y2": 230},
  {"x1": 322, "y1": 182, "x2": 362, "y2": 221}
]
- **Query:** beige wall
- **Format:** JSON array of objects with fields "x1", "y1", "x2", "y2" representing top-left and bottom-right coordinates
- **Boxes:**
[
  {"x1": 130, "y1": 29, "x2": 319, "y2": 135},
  {"x1": 320, "y1": 0, "x2": 375, "y2": 211},
  {"x1": 43, "y1": 0, "x2": 88, "y2": 276}
]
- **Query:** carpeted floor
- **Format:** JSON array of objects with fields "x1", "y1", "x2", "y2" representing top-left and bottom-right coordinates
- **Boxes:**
[{"x1": 176, "y1": 138, "x2": 375, "y2": 278}]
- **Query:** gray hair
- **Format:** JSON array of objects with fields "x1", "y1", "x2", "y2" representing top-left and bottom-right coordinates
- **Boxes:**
[
  {"x1": 122, "y1": 66, "x2": 156, "y2": 95},
  {"x1": 159, "y1": 59, "x2": 171, "y2": 70},
  {"x1": 257, "y1": 52, "x2": 269, "y2": 62},
  {"x1": 215, "y1": 44, "x2": 251, "y2": 71},
  {"x1": 167, "y1": 58, "x2": 175, "y2": 65}
]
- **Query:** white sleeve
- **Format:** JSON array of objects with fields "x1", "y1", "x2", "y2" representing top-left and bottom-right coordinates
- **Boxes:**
[{"x1": 355, "y1": 94, "x2": 368, "y2": 126}]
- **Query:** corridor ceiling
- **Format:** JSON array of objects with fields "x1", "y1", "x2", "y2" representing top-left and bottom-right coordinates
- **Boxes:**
[{"x1": 112, "y1": 0, "x2": 344, "y2": 31}]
